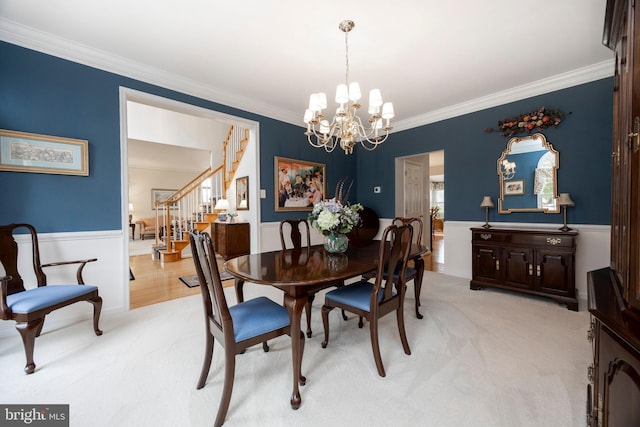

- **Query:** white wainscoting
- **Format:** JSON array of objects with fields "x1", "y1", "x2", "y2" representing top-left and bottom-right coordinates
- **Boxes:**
[{"x1": 0, "y1": 230, "x2": 125, "y2": 338}]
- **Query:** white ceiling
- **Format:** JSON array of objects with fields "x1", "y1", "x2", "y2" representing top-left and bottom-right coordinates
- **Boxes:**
[{"x1": 0, "y1": 1, "x2": 614, "y2": 132}]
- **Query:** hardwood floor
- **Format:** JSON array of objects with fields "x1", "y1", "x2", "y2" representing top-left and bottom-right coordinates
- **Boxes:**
[
  {"x1": 129, "y1": 254, "x2": 200, "y2": 309},
  {"x1": 430, "y1": 233, "x2": 444, "y2": 273}
]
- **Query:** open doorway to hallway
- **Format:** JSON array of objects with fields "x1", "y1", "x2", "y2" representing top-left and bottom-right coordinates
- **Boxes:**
[{"x1": 395, "y1": 150, "x2": 444, "y2": 273}]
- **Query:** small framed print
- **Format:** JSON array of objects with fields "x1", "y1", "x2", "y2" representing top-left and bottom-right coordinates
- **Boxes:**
[
  {"x1": 236, "y1": 176, "x2": 249, "y2": 210},
  {"x1": 504, "y1": 179, "x2": 525, "y2": 196}
]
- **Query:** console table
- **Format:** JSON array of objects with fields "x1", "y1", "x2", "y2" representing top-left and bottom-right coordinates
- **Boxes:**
[
  {"x1": 470, "y1": 227, "x2": 578, "y2": 311},
  {"x1": 212, "y1": 221, "x2": 250, "y2": 260}
]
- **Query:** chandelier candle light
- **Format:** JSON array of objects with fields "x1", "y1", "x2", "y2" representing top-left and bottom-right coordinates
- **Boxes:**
[{"x1": 303, "y1": 20, "x2": 394, "y2": 154}]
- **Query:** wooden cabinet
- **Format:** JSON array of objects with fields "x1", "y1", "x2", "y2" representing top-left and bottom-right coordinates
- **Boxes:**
[
  {"x1": 212, "y1": 222, "x2": 250, "y2": 260},
  {"x1": 470, "y1": 227, "x2": 578, "y2": 311},
  {"x1": 587, "y1": 1, "x2": 640, "y2": 425}
]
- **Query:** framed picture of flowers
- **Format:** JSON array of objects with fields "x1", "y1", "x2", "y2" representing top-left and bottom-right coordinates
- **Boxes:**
[{"x1": 274, "y1": 156, "x2": 326, "y2": 212}]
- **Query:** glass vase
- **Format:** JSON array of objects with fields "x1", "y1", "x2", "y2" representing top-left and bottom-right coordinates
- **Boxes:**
[{"x1": 324, "y1": 232, "x2": 349, "y2": 254}]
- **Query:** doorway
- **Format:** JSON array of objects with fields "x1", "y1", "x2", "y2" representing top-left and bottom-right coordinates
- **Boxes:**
[
  {"x1": 119, "y1": 88, "x2": 259, "y2": 309},
  {"x1": 394, "y1": 150, "x2": 444, "y2": 272}
]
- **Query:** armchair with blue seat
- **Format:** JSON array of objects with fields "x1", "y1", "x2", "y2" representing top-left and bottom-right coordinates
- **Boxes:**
[{"x1": 0, "y1": 223, "x2": 103, "y2": 374}]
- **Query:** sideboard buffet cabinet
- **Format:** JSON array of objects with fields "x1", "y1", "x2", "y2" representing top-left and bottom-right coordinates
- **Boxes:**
[
  {"x1": 586, "y1": 1, "x2": 640, "y2": 426},
  {"x1": 470, "y1": 227, "x2": 578, "y2": 311}
]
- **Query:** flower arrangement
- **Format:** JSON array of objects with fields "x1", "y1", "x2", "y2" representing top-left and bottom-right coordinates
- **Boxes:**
[
  {"x1": 487, "y1": 107, "x2": 565, "y2": 137},
  {"x1": 308, "y1": 198, "x2": 363, "y2": 236}
]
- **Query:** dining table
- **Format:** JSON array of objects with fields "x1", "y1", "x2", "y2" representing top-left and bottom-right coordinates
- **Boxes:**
[{"x1": 224, "y1": 240, "x2": 428, "y2": 410}]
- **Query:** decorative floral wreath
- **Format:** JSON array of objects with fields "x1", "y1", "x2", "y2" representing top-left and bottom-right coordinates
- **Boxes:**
[{"x1": 485, "y1": 107, "x2": 565, "y2": 137}]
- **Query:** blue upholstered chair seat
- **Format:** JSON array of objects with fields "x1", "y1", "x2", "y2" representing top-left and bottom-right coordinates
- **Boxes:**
[
  {"x1": 325, "y1": 281, "x2": 394, "y2": 312},
  {"x1": 7, "y1": 285, "x2": 98, "y2": 314},
  {"x1": 229, "y1": 296, "x2": 290, "y2": 342}
]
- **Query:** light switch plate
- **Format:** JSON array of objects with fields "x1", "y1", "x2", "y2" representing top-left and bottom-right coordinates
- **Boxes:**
[{"x1": 260, "y1": 189, "x2": 266, "y2": 199}]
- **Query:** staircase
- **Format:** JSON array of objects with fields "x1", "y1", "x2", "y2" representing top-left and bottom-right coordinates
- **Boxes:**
[{"x1": 153, "y1": 125, "x2": 250, "y2": 262}]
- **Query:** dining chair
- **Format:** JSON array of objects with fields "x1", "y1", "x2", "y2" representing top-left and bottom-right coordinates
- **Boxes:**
[
  {"x1": 363, "y1": 216, "x2": 425, "y2": 319},
  {"x1": 279, "y1": 219, "x2": 346, "y2": 338},
  {"x1": 189, "y1": 231, "x2": 305, "y2": 427},
  {"x1": 0, "y1": 223, "x2": 103, "y2": 374},
  {"x1": 320, "y1": 223, "x2": 413, "y2": 377}
]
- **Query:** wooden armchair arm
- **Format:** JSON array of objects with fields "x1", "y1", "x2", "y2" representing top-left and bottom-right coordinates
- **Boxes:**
[
  {"x1": 41, "y1": 258, "x2": 97, "y2": 285},
  {"x1": 0, "y1": 275, "x2": 12, "y2": 320}
]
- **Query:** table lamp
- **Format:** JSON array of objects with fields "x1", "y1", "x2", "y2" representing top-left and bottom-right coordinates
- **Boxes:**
[
  {"x1": 128, "y1": 203, "x2": 134, "y2": 224},
  {"x1": 215, "y1": 199, "x2": 230, "y2": 222},
  {"x1": 558, "y1": 193, "x2": 575, "y2": 232},
  {"x1": 480, "y1": 196, "x2": 494, "y2": 229}
]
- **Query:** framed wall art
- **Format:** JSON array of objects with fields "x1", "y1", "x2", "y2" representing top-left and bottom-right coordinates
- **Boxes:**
[
  {"x1": 504, "y1": 179, "x2": 525, "y2": 196},
  {"x1": 274, "y1": 156, "x2": 326, "y2": 212},
  {"x1": 236, "y1": 176, "x2": 249, "y2": 210},
  {"x1": 0, "y1": 129, "x2": 89, "y2": 176},
  {"x1": 151, "y1": 189, "x2": 178, "y2": 210}
]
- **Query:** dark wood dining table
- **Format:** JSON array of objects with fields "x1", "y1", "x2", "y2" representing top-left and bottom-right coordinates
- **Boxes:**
[{"x1": 224, "y1": 241, "x2": 427, "y2": 409}]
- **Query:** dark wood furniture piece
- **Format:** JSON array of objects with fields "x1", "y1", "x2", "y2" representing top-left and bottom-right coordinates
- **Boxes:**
[
  {"x1": 0, "y1": 223, "x2": 103, "y2": 374},
  {"x1": 129, "y1": 222, "x2": 136, "y2": 240},
  {"x1": 586, "y1": 2, "x2": 640, "y2": 425},
  {"x1": 365, "y1": 217, "x2": 426, "y2": 319},
  {"x1": 225, "y1": 240, "x2": 427, "y2": 409},
  {"x1": 212, "y1": 221, "x2": 250, "y2": 260},
  {"x1": 470, "y1": 227, "x2": 578, "y2": 311},
  {"x1": 279, "y1": 219, "x2": 346, "y2": 338},
  {"x1": 321, "y1": 224, "x2": 413, "y2": 377},
  {"x1": 189, "y1": 231, "x2": 304, "y2": 427}
]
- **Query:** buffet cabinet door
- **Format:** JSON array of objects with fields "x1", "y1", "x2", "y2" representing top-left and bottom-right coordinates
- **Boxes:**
[
  {"x1": 471, "y1": 245, "x2": 502, "y2": 287},
  {"x1": 597, "y1": 323, "x2": 640, "y2": 427}
]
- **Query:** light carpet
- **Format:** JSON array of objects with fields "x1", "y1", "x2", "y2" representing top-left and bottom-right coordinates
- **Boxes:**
[{"x1": 0, "y1": 271, "x2": 590, "y2": 427}]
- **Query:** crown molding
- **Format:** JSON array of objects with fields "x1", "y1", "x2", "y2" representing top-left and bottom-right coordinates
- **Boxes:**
[
  {"x1": 1, "y1": 18, "x2": 615, "y2": 132},
  {"x1": 0, "y1": 18, "x2": 293, "y2": 124},
  {"x1": 392, "y1": 60, "x2": 615, "y2": 132}
]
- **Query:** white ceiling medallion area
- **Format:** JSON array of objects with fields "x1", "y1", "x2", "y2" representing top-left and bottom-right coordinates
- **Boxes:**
[{"x1": 0, "y1": 9, "x2": 614, "y2": 132}]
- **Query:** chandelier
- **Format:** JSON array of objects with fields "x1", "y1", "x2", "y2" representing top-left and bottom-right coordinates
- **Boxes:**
[{"x1": 303, "y1": 20, "x2": 394, "y2": 154}]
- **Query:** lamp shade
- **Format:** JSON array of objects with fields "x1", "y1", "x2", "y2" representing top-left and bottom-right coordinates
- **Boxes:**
[
  {"x1": 480, "y1": 196, "x2": 494, "y2": 208},
  {"x1": 128, "y1": 203, "x2": 134, "y2": 211},
  {"x1": 558, "y1": 193, "x2": 575, "y2": 206},
  {"x1": 214, "y1": 199, "x2": 229, "y2": 210}
]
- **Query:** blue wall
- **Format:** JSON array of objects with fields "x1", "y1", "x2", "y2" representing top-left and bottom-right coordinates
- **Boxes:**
[
  {"x1": 0, "y1": 41, "x2": 613, "y2": 231},
  {"x1": 357, "y1": 78, "x2": 613, "y2": 225},
  {"x1": 0, "y1": 41, "x2": 355, "y2": 232}
]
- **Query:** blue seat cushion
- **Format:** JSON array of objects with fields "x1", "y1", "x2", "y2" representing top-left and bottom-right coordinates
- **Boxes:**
[
  {"x1": 7, "y1": 285, "x2": 98, "y2": 314},
  {"x1": 325, "y1": 280, "x2": 394, "y2": 312},
  {"x1": 230, "y1": 296, "x2": 290, "y2": 342}
]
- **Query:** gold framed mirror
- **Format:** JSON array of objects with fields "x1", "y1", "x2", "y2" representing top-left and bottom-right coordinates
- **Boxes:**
[{"x1": 497, "y1": 133, "x2": 559, "y2": 214}]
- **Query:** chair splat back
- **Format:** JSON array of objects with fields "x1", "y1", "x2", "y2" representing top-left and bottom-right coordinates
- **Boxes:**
[
  {"x1": 392, "y1": 217, "x2": 423, "y2": 246},
  {"x1": 0, "y1": 224, "x2": 47, "y2": 295},
  {"x1": 279, "y1": 219, "x2": 311, "y2": 250},
  {"x1": 375, "y1": 224, "x2": 413, "y2": 304},
  {"x1": 189, "y1": 231, "x2": 232, "y2": 336}
]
